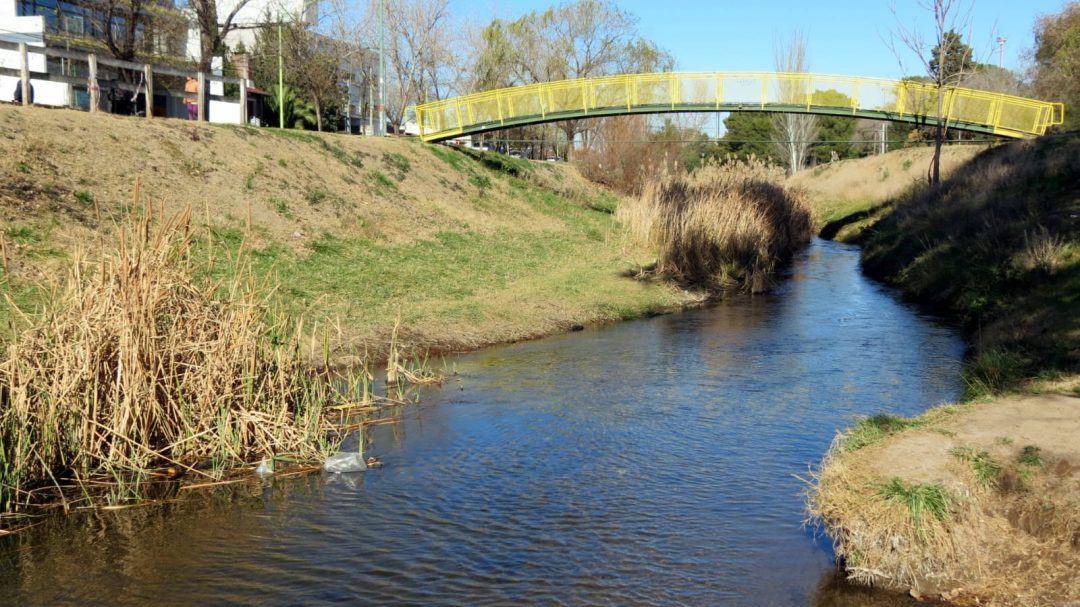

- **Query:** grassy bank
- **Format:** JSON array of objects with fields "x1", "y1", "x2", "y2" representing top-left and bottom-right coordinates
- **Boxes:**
[
  {"x1": 808, "y1": 134, "x2": 1080, "y2": 604},
  {"x1": 0, "y1": 105, "x2": 695, "y2": 358},
  {"x1": 788, "y1": 145, "x2": 982, "y2": 242},
  {"x1": 858, "y1": 134, "x2": 1080, "y2": 396}
]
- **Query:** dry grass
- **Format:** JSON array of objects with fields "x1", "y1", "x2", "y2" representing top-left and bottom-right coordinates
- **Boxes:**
[
  {"x1": 618, "y1": 158, "x2": 812, "y2": 292},
  {"x1": 0, "y1": 206, "x2": 339, "y2": 513},
  {"x1": 789, "y1": 145, "x2": 984, "y2": 230},
  {"x1": 0, "y1": 105, "x2": 695, "y2": 360},
  {"x1": 808, "y1": 394, "x2": 1080, "y2": 604},
  {"x1": 860, "y1": 133, "x2": 1080, "y2": 395}
]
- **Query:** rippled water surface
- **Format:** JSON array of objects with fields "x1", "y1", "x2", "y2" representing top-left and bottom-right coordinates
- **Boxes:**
[{"x1": 0, "y1": 239, "x2": 965, "y2": 606}]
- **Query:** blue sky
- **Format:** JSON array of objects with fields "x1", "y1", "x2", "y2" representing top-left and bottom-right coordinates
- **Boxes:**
[{"x1": 452, "y1": 0, "x2": 1069, "y2": 79}]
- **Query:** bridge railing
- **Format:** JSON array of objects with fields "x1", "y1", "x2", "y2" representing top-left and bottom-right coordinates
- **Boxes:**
[{"x1": 416, "y1": 72, "x2": 1064, "y2": 142}]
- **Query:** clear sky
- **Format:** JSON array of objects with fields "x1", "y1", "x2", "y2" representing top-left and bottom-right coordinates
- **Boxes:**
[{"x1": 451, "y1": 0, "x2": 1070, "y2": 79}]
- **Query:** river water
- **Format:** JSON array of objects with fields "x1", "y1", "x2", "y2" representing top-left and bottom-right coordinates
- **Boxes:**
[{"x1": 0, "y1": 239, "x2": 965, "y2": 606}]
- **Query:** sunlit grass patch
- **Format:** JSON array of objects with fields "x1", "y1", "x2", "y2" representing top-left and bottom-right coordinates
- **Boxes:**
[
  {"x1": 951, "y1": 447, "x2": 1002, "y2": 487},
  {"x1": 876, "y1": 478, "x2": 952, "y2": 532}
]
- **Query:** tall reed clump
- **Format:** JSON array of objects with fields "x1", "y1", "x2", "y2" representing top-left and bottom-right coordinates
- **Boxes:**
[
  {"x1": 618, "y1": 157, "x2": 812, "y2": 292},
  {"x1": 0, "y1": 208, "x2": 335, "y2": 512}
]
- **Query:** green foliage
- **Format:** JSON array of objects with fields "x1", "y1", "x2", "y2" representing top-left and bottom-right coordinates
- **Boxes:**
[
  {"x1": 428, "y1": 145, "x2": 467, "y2": 171},
  {"x1": 1033, "y1": 3, "x2": 1080, "y2": 130},
  {"x1": 1017, "y1": 445, "x2": 1044, "y2": 468},
  {"x1": 266, "y1": 85, "x2": 319, "y2": 130},
  {"x1": 469, "y1": 174, "x2": 492, "y2": 191},
  {"x1": 369, "y1": 170, "x2": 398, "y2": 193},
  {"x1": 74, "y1": 191, "x2": 94, "y2": 207},
  {"x1": 382, "y1": 152, "x2": 411, "y2": 180},
  {"x1": 877, "y1": 478, "x2": 951, "y2": 531},
  {"x1": 466, "y1": 148, "x2": 532, "y2": 177},
  {"x1": 951, "y1": 447, "x2": 1002, "y2": 487},
  {"x1": 305, "y1": 188, "x2": 329, "y2": 205},
  {"x1": 808, "y1": 89, "x2": 858, "y2": 164},
  {"x1": 268, "y1": 197, "x2": 293, "y2": 219},
  {"x1": 716, "y1": 112, "x2": 776, "y2": 162},
  {"x1": 929, "y1": 30, "x2": 975, "y2": 85},
  {"x1": 962, "y1": 348, "x2": 1028, "y2": 399},
  {"x1": 840, "y1": 414, "x2": 922, "y2": 452}
]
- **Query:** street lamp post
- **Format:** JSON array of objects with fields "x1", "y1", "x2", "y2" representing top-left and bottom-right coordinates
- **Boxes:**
[
  {"x1": 378, "y1": 0, "x2": 385, "y2": 136},
  {"x1": 996, "y1": 37, "x2": 1007, "y2": 69}
]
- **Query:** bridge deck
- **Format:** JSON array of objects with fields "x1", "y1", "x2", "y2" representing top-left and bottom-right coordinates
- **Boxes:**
[{"x1": 415, "y1": 72, "x2": 1064, "y2": 142}]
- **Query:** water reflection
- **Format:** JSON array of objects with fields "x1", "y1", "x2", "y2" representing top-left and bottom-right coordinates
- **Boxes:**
[{"x1": 0, "y1": 239, "x2": 964, "y2": 606}]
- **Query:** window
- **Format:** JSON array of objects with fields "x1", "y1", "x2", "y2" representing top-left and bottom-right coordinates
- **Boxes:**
[{"x1": 61, "y1": 14, "x2": 84, "y2": 35}]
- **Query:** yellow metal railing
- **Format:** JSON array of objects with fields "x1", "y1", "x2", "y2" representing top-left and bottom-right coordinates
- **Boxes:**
[{"x1": 416, "y1": 72, "x2": 1064, "y2": 141}]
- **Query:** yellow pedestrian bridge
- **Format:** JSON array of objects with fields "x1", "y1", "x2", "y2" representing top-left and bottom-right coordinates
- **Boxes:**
[{"x1": 415, "y1": 72, "x2": 1064, "y2": 142}]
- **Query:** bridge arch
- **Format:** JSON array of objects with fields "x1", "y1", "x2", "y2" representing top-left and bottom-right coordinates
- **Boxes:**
[{"x1": 415, "y1": 72, "x2": 1063, "y2": 143}]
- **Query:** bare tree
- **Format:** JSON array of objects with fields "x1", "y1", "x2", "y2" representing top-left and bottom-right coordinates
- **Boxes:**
[
  {"x1": 188, "y1": 0, "x2": 255, "y2": 72},
  {"x1": 888, "y1": 0, "x2": 975, "y2": 185},
  {"x1": 359, "y1": 0, "x2": 459, "y2": 131},
  {"x1": 473, "y1": 0, "x2": 671, "y2": 158},
  {"x1": 771, "y1": 31, "x2": 818, "y2": 175},
  {"x1": 70, "y1": 0, "x2": 186, "y2": 69},
  {"x1": 284, "y1": 21, "x2": 345, "y2": 131}
]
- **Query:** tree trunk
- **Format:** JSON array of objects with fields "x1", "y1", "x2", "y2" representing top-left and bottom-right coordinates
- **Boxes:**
[{"x1": 315, "y1": 101, "x2": 322, "y2": 132}]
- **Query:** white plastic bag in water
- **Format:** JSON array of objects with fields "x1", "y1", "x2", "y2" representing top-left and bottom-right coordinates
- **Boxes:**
[
  {"x1": 324, "y1": 452, "x2": 368, "y2": 473},
  {"x1": 254, "y1": 459, "x2": 274, "y2": 478}
]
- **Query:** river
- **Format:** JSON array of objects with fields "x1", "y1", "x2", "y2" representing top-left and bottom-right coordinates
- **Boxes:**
[{"x1": 0, "y1": 238, "x2": 965, "y2": 606}]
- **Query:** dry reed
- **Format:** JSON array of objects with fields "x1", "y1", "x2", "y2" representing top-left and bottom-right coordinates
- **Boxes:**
[
  {"x1": 618, "y1": 157, "x2": 812, "y2": 292},
  {"x1": 0, "y1": 207, "x2": 337, "y2": 512}
]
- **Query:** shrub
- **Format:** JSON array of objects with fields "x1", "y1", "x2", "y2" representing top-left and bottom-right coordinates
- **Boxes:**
[
  {"x1": 0, "y1": 209, "x2": 334, "y2": 512},
  {"x1": 618, "y1": 158, "x2": 812, "y2": 291}
]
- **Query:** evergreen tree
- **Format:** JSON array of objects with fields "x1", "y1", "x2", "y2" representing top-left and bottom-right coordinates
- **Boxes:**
[
  {"x1": 929, "y1": 30, "x2": 974, "y2": 85},
  {"x1": 716, "y1": 112, "x2": 777, "y2": 162}
]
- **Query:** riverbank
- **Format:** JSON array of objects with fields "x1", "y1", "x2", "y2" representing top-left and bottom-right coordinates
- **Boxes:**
[
  {"x1": 807, "y1": 135, "x2": 1080, "y2": 604},
  {"x1": 0, "y1": 105, "x2": 700, "y2": 360}
]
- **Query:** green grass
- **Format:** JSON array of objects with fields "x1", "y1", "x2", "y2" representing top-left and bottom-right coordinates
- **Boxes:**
[
  {"x1": 1016, "y1": 445, "x2": 1043, "y2": 468},
  {"x1": 461, "y1": 147, "x2": 533, "y2": 177},
  {"x1": 369, "y1": 170, "x2": 398, "y2": 193},
  {"x1": 272, "y1": 129, "x2": 364, "y2": 168},
  {"x1": 951, "y1": 447, "x2": 1002, "y2": 487},
  {"x1": 469, "y1": 174, "x2": 492, "y2": 191},
  {"x1": 305, "y1": 188, "x2": 330, "y2": 205},
  {"x1": 382, "y1": 152, "x2": 411, "y2": 179},
  {"x1": 186, "y1": 174, "x2": 678, "y2": 353},
  {"x1": 268, "y1": 197, "x2": 293, "y2": 219},
  {"x1": 5, "y1": 226, "x2": 40, "y2": 244},
  {"x1": 74, "y1": 190, "x2": 93, "y2": 207},
  {"x1": 877, "y1": 478, "x2": 951, "y2": 531},
  {"x1": 427, "y1": 144, "x2": 467, "y2": 172},
  {"x1": 962, "y1": 348, "x2": 1029, "y2": 399},
  {"x1": 858, "y1": 134, "x2": 1080, "y2": 394},
  {"x1": 839, "y1": 414, "x2": 923, "y2": 452}
]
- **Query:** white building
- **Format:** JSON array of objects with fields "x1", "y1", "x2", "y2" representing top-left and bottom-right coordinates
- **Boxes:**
[
  {"x1": 184, "y1": 0, "x2": 318, "y2": 66},
  {"x1": 0, "y1": 1, "x2": 69, "y2": 105}
]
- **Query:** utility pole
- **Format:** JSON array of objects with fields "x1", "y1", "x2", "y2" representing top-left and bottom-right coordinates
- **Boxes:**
[
  {"x1": 996, "y1": 37, "x2": 1007, "y2": 69},
  {"x1": 378, "y1": 0, "x2": 386, "y2": 136}
]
